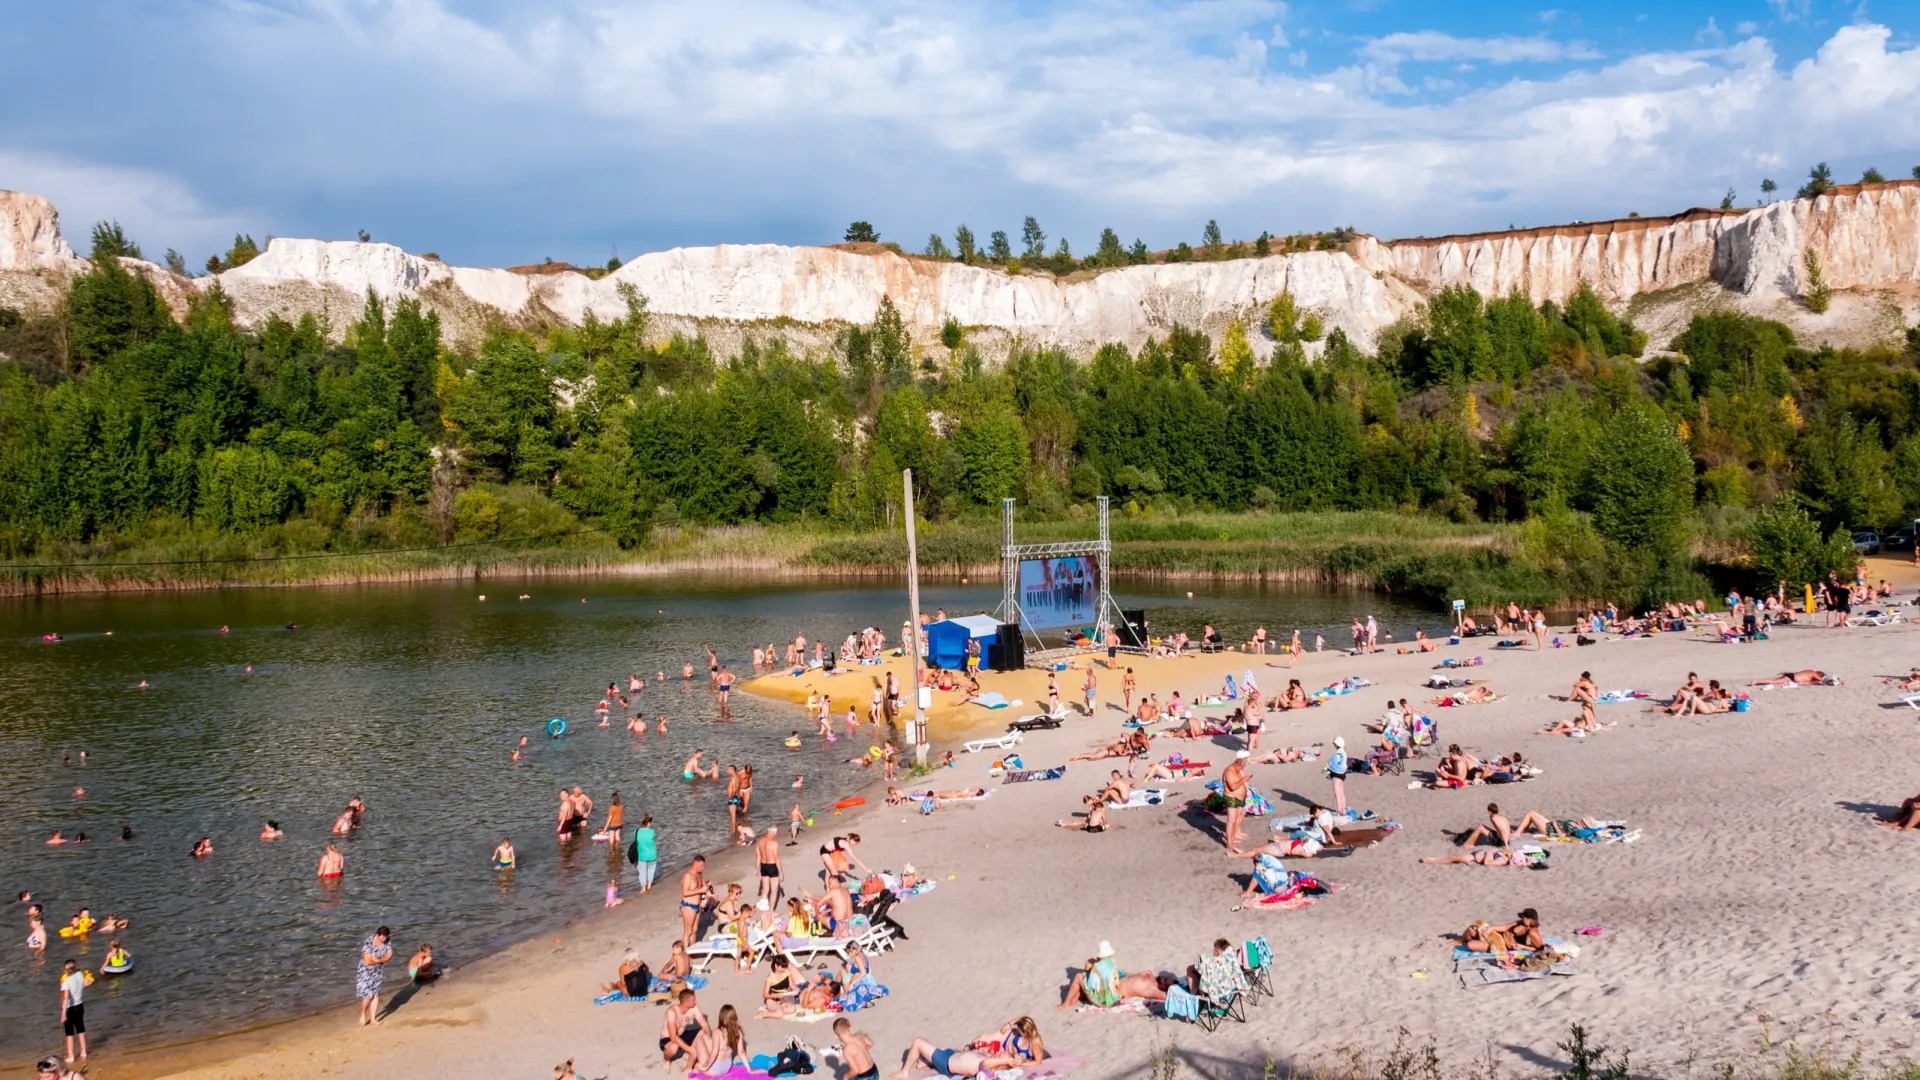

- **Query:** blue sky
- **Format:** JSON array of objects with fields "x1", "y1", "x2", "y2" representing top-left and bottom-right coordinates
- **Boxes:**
[{"x1": 2, "y1": 0, "x2": 1917, "y2": 268}]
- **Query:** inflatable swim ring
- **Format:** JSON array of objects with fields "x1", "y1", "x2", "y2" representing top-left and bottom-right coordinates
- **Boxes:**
[
  {"x1": 833, "y1": 796, "x2": 866, "y2": 810},
  {"x1": 547, "y1": 717, "x2": 568, "y2": 737},
  {"x1": 101, "y1": 955, "x2": 134, "y2": 974},
  {"x1": 866, "y1": 746, "x2": 884, "y2": 759},
  {"x1": 59, "y1": 921, "x2": 92, "y2": 938},
  {"x1": 783, "y1": 737, "x2": 802, "y2": 749}
]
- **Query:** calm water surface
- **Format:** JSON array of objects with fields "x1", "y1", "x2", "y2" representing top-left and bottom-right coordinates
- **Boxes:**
[{"x1": 0, "y1": 576, "x2": 1432, "y2": 1058}]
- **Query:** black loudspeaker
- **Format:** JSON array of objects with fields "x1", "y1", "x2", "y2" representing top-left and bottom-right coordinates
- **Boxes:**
[
  {"x1": 1118, "y1": 609, "x2": 1148, "y2": 649},
  {"x1": 993, "y1": 622, "x2": 1026, "y2": 671}
]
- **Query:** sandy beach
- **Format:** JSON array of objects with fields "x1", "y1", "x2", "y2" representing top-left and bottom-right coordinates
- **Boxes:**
[{"x1": 53, "y1": 568, "x2": 1920, "y2": 1080}]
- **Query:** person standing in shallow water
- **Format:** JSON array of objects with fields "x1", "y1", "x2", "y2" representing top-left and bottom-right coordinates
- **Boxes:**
[{"x1": 356, "y1": 926, "x2": 392, "y2": 1026}]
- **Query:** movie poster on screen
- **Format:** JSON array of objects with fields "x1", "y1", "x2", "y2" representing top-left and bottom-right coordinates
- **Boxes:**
[{"x1": 1018, "y1": 556, "x2": 1097, "y2": 629}]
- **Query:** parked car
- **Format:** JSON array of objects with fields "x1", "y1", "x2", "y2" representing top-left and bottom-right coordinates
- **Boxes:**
[
  {"x1": 1883, "y1": 525, "x2": 1918, "y2": 552},
  {"x1": 1852, "y1": 530, "x2": 1881, "y2": 555}
]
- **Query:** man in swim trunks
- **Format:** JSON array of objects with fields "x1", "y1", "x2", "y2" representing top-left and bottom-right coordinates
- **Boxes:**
[
  {"x1": 683, "y1": 751, "x2": 717, "y2": 781},
  {"x1": 557, "y1": 790, "x2": 584, "y2": 839},
  {"x1": 892, "y1": 1039, "x2": 1023, "y2": 1078},
  {"x1": 1222, "y1": 751, "x2": 1252, "y2": 854},
  {"x1": 754, "y1": 827, "x2": 783, "y2": 908},
  {"x1": 679, "y1": 856, "x2": 712, "y2": 946},
  {"x1": 660, "y1": 987, "x2": 709, "y2": 1066},
  {"x1": 716, "y1": 665, "x2": 734, "y2": 713}
]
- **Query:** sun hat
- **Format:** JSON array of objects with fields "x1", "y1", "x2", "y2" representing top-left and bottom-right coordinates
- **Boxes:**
[
  {"x1": 755, "y1": 898, "x2": 769, "y2": 910},
  {"x1": 1333, "y1": 736, "x2": 1345, "y2": 748},
  {"x1": 1096, "y1": 940, "x2": 1115, "y2": 958},
  {"x1": 1235, "y1": 749, "x2": 1250, "y2": 759}
]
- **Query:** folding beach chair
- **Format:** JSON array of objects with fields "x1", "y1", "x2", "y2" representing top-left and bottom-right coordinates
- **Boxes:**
[
  {"x1": 1901, "y1": 692, "x2": 1920, "y2": 710},
  {"x1": 1241, "y1": 936, "x2": 1275, "y2": 1004},
  {"x1": 1194, "y1": 985, "x2": 1248, "y2": 1031}
]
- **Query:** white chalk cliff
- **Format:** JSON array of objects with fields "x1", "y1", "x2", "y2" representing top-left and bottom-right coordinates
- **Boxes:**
[{"x1": 4, "y1": 182, "x2": 1918, "y2": 354}]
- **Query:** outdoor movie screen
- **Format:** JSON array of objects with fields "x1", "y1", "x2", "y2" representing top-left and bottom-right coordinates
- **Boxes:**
[{"x1": 1017, "y1": 556, "x2": 1098, "y2": 630}]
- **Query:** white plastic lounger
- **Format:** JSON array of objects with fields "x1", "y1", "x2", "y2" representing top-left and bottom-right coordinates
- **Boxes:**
[
  {"x1": 964, "y1": 732, "x2": 1021, "y2": 754},
  {"x1": 1902, "y1": 691, "x2": 1920, "y2": 710}
]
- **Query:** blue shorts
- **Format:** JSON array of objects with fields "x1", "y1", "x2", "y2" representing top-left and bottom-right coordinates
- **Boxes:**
[{"x1": 930, "y1": 1048, "x2": 956, "y2": 1074}]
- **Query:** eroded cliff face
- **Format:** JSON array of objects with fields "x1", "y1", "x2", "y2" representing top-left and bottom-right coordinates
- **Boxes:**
[{"x1": 3, "y1": 181, "x2": 1916, "y2": 354}]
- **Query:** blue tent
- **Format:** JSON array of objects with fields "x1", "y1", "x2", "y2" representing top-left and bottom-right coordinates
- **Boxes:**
[{"x1": 924, "y1": 615, "x2": 1001, "y2": 670}]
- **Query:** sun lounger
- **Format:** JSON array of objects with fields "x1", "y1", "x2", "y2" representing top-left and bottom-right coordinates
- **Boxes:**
[
  {"x1": 1008, "y1": 711, "x2": 1065, "y2": 732},
  {"x1": 964, "y1": 731, "x2": 1022, "y2": 754},
  {"x1": 1850, "y1": 611, "x2": 1898, "y2": 627},
  {"x1": 1903, "y1": 691, "x2": 1920, "y2": 710}
]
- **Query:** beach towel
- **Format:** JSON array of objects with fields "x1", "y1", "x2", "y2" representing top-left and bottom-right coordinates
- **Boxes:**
[
  {"x1": 1250, "y1": 879, "x2": 1343, "y2": 910},
  {"x1": 1439, "y1": 656, "x2": 1484, "y2": 668},
  {"x1": 1242, "y1": 669, "x2": 1260, "y2": 694},
  {"x1": 1163, "y1": 984, "x2": 1200, "y2": 1022},
  {"x1": 1595, "y1": 689, "x2": 1650, "y2": 703},
  {"x1": 1109, "y1": 788, "x2": 1170, "y2": 809},
  {"x1": 1223, "y1": 674, "x2": 1239, "y2": 699},
  {"x1": 1002, "y1": 766, "x2": 1067, "y2": 784},
  {"x1": 1199, "y1": 782, "x2": 1272, "y2": 816},
  {"x1": 831, "y1": 979, "x2": 890, "y2": 1011},
  {"x1": 969, "y1": 692, "x2": 1011, "y2": 709}
]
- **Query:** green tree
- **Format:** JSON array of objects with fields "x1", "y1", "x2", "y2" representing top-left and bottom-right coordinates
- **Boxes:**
[
  {"x1": 923, "y1": 234, "x2": 953, "y2": 258},
  {"x1": 89, "y1": 221, "x2": 142, "y2": 260},
  {"x1": 951, "y1": 396, "x2": 1029, "y2": 503},
  {"x1": 1797, "y1": 162, "x2": 1834, "y2": 199},
  {"x1": 1803, "y1": 249, "x2": 1831, "y2": 313},
  {"x1": 1747, "y1": 498, "x2": 1855, "y2": 593},
  {"x1": 1093, "y1": 228, "x2": 1125, "y2": 267},
  {"x1": 987, "y1": 230, "x2": 1012, "y2": 262},
  {"x1": 1127, "y1": 239, "x2": 1149, "y2": 264},
  {"x1": 1760, "y1": 178, "x2": 1777, "y2": 202},
  {"x1": 1586, "y1": 404, "x2": 1694, "y2": 560},
  {"x1": 1426, "y1": 285, "x2": 1492, "y2": 384},
  {"x1": 1795, "y1": 412, "x2": 1895, "y2": 530},
  {"x1": 843, "y1": 221, "x2": 879, "y2": 243},
  {"x1": 1217, "y1": 318, "x2": 1255, "y2": 387},
  {"x1": 1021, "y1": 217, "x2": 1046, "y2": 259},
  {"x1": 1720, "y1": 188, "x2": 1736, "y2": 210},
  {"x1": 954, "y1": 224, "x2": 977, "y2": 264},
  {"x1": 1861, "y1": 166, "x2": 1886, "y2": 184},
  {"x1": 65, "y1": 231, "x2": 174, "y2": 370},
  {"x1": 1202, "y1": 219, "x2": 1224, "y2": 259},
  {"x1": 1255, "y1": 231, "x2": 1271, "y2": 257}
]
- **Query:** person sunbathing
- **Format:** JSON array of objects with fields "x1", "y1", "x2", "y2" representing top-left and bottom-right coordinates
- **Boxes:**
[
  {"x1": 1057, "y1": 945, "x2": 1164, "y2": 1009},
  {"x1": 1056, "y1": 795, "x2": 1108, "y2": 833},
  {"x1": 1455, "y1": 910, "x2": 1543, "y2": 953},
  {"x1": 1422, "y1": 848, "x2": 1519, "y2": 866},
  {"x1": 1100, "y1": 771, "x2": 1133, "y2": 805},
  {"x1": 1414, "y1": 629, "x2": 1437, "y2": 653},
  {"x1": 1269, "y1": 680, "x2": 1311, "y2": 711},
  {"x1": 1253, "y1": 747, "x2": 1306, "y2": 764},
  {"x1": 1433, "y1": 745, "x2": 1477, "y2": 787},
  {"x1": 1070, "y1": 738, "x2": 1131, "y2": 762},
  {"x1": 1885, "y1": 669, "x2": 1920, "y2": 691},
  {"x1": 1452, "y1": 803, "x2": 1554, "y2": 847},
  {"x1": 1881, "y1": 795, "x2": 1920, "y2": 830},
  {"x1": 1431, "y1": 685, "x2": 1496, "y2": 706},
  {"x1": 1751, "y1": 670, "x2": 1838, "y2": 686},
  {"x1": 923, "y1": 787, "x2": 985, "y2": 801}
]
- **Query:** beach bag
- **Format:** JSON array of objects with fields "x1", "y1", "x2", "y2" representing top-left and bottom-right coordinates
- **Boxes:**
[
  {"x1": 624, "y1": 835, "x2": 638, "y2": 865},
  {"x1": 1732, "y1": 697, "x2": 1751, "y2": 712},
  {"x1": 768, "y1": 1041, "x2": 815, "y2": 1076},
  {"x1": 1517, "y1": 948, "x2": 1564, "y2": 972}
]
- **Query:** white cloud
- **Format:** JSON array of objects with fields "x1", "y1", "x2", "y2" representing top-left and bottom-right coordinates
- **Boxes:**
[
  {"x1": 4, "y1": 3, "x2": 1918, "y2": 261},
  {"x1": 1360, "y1": 30, "x2": 1600, "y2": 65},
  {"x1": 0, "y1": 150, "x2": 247, "y2": 262}
]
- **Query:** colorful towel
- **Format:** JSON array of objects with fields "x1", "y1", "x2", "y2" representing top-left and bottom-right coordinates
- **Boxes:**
[
  {"x1": 1595, "y1": 689, "x2": 1649, "y2": 703},
  {"x1": 1002, "y1": 766, "x2": 1067, "y2": 784},
  {"x1": 1109, "y1": 788, "x2": 1170, "y2": 809}
]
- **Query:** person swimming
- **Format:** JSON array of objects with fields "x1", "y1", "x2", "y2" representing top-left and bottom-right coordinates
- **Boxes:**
[
  {"x1": 492, "y1": 838, "x2": 516, "y2": 869},
  {"x1": 191, "y1": 836, "x2": 212, "y2": 857},
  {"x1": 683, "y1": 751, "x2": 718, "y2": 781},
  {"x1": 784, "y1": 732, "x2": 803, "y2": 749},
  {"x1": 260, "y1": 820, "x2": 282, "y2": 840},
  {"x1": 317, "y1": 841, "x2": 344, "y2": 878}
]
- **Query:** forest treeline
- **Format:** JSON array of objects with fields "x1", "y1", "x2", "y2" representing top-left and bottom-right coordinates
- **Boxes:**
[{"x1": 3, "y1": 223, "x2": 1919, "y2": 604}]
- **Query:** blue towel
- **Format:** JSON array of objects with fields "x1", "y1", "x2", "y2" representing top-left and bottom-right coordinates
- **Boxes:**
[{"x1": 1164, "y1": 984, "x2": 1199, "y2": 1022}]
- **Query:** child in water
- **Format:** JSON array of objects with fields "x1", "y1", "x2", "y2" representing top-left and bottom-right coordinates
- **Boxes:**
[{"x1": 604, "y1": 877, "x2": 623, "y2": 908}]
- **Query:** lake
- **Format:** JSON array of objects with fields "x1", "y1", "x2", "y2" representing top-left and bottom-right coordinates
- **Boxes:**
[{"x1": 0, "y1": 575, "x2": 1433, "y2": 1059}]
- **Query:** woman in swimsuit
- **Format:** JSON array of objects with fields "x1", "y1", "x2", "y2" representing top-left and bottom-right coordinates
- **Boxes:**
[
  {"x1": 602, "y1": 793, "x2": 623, "y2": 843},
  {"x1": 738, "y1": 765, "x2": 755, "y2": 813},
  {"x1": 757, "y1": 956, "x2": 800, "y2": 1018},
  {"x1": 318, "y1": 841, "x2": 344, "y2": 878}
]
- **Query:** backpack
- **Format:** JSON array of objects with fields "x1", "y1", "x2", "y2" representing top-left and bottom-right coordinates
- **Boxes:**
[
  {"x1": 769, "y1": 1039, "x2": 815, "y2": 1076},
  {"x1": 624, "y1": 835, "x2": 638, "y2": 865}
]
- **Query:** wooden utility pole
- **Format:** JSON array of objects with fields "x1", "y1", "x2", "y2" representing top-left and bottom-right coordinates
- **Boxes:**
[{"x1": 904, "y1": 469, "x2": 927, "y2": 766}]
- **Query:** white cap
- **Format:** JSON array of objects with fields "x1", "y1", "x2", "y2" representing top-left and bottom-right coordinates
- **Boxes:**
[
  {"x1": 1097, "y1": 940, "x2": 1115, "y2": 958},
  {"x1": 1333, "y1": 736, "x2": 1346, "y2": 748},
  {"x1": 755, "y1": 898, "x2": 769, "y2": 911},
  {"x1": 1235, "y1": 749, "x2": 1251, "y2": 759},
  {"x1": 903, "y1": 863, "x2": 916, "y2": 874}
]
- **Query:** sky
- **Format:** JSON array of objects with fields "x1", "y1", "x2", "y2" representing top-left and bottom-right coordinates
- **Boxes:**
[{"x1": 2, "y1": 0, "x2": 1918, "y2": 269}]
